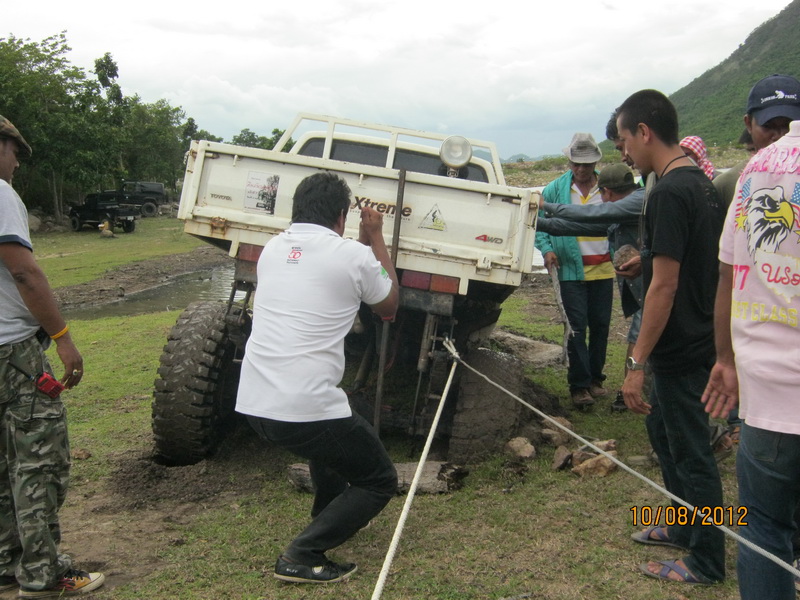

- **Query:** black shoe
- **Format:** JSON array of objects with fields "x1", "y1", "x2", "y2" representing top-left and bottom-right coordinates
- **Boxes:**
[
  {"x1": 0, "y1": 574, "x2": 17, "y2": 592},
  {"x1": 274, "y1": 556, "x2": 357, "y2": 584},
  {"x1": 610, "y1": 390, "x2": 628, "y2": 413}
]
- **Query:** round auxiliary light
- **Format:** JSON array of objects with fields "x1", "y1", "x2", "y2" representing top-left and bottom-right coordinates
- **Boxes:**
[{"x1": 439, "y1": 136, "x2": 473, "y2": 169}]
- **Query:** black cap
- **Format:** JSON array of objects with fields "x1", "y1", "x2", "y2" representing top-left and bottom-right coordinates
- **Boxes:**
[{"x1": 746, "y1": 74, "x2": 800, "y2": 125}]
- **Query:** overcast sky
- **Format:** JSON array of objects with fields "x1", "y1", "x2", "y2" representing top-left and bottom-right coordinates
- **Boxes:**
[{"x1": 4, "y1": 0, "x2": 793, "y2": 159}]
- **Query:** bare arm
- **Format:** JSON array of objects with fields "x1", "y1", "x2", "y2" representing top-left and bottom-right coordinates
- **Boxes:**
[
  {"x1": 702, "y1": 262, "x2": 738, "y2": 418},
  {"x1": 358, "y1": 208, "x2": 399, "y2": 319},
  {"x1": 622, "y1": 254, "x2": 679, "y2": 414},
  {"x1": 0, "y1": 242, "x2": 83, "y2": 387}
]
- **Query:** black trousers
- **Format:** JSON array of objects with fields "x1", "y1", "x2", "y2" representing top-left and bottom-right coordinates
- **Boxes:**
[{"x1": 247, "y1": 412, "x2": 397, "y2": 565}]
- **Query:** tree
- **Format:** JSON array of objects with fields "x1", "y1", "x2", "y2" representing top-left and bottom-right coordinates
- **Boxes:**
[
  {"x1": 229, "y1": 128, "x2": 293, "y2": 151},
  {"x1": 0, "y1": 32, "x2": 107, "y2": 217}
]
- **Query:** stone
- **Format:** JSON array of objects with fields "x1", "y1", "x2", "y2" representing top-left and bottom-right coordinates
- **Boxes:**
[
  {"x1": 27, "y1": 214, "x2": 42, "y2": 233},
  {"x1": 571, "y1": 450, "x2": 596, "y2": 467},
  {"x1": 287, "y1": 462, "x2": 469, "y2": 494},
  {"x1": 505, "y1": 437, "x2": 536, "y2": 460},
  {"x1": 580, "y1": 439, "x2": 617, "y2": 453},
  {"x1": 551, "y1": 445, "x2": 572, "y2": 470},
  {"x1": 627, "y1": 454, "x2": 658, "y2": 468},
  {"x1": 572, "y1": 452, "x2": 618, "y2": 477},
  {"x1": 540, "y1": 428, "x2": 570, "y2": 447},
  {"x1": 613, "y1": 244, "x2": 639, "y2": 269},
  {"x1": 489, "y1": 330, "x2": 562, "y2": 368}
]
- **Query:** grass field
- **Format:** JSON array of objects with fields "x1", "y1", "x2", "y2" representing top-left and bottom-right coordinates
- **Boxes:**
[{"x1": 30, "y1": 189, "x2": 745, "y2": 599}]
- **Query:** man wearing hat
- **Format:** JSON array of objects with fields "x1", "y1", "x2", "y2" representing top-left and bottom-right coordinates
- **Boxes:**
[
  {"x1": 0, "y1": 116, "x2": 105, "y2": 596},
  {"x1": 535, "y1": 133, "x2": 614, "y2": 408},
  {"x1": 536, "y1": 163, "x2": 643, "y2": 411},
  {"x1": 714, "y1": 74, "x2": 800, "y2": 207},
  {"x1": 712, "y1": 75, "x2": 800, "y2": 445}
]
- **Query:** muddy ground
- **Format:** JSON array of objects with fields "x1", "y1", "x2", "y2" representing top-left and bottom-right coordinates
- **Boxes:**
[
  {"x1": 8, "y1": 252, "x2": 622, "y2": 599},
  {"x1": 52, "y1": 245, "x2": 233, "y2": 311}
]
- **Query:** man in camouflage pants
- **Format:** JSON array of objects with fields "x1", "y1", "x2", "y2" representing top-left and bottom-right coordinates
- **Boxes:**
[{"x1": 0, "y1": 115, "x2": 104, "y2": 597}]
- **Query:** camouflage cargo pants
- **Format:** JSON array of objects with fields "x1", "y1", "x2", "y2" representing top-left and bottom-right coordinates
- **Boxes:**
[{"x1": 0, "y1": 335, "x2": 72, "y2": 589}]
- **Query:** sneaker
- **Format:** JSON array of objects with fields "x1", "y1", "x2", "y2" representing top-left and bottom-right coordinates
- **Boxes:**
[
  {"x1": 610, "y1": 390, "x2": 628, "y2": 413},
  {"x1": 571, "y1": 388, "x2": 595, "y2": 409},
  {"x1": 18, "y1": 569, "x2": 104, "y2": 598},
  {"x1": 274, "y1": 556, "x2": 357, "y2": 584},
  {"x1": 588, "y1": 380, "x2": 608, "y2": 398},
  {"x1": 0, "y1": 575, "x2": 17, "y2": 592}
]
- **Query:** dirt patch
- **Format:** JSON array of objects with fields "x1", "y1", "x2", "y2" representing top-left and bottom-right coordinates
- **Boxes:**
[
  {"x1": 31, "y1": 260, "x2": 624, "y2": 598},
  {"x1": 52, "y1": 245, "x2": 232, "y2": 311}
]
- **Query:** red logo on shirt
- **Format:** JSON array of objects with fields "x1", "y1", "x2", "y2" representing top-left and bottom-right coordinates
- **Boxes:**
[{"x1": 288, "y1": 250, "x2": 302, "y2": 260}]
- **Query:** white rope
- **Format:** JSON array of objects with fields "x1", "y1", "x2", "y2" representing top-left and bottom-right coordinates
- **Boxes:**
[
  {"x1": 441, "y1": 339, "x2": 800, "y2": 581},
  {"x1": 371, "y1": 355, "x2": 459, "y2": 600}
]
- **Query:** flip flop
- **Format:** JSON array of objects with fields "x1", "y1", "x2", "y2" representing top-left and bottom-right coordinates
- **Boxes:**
[
  {"x1": 638, "y1": 560, "x2": 712, "y2": 585},
  {"x1": 630, "y1": 525, "x2": 686, "y2": 550}
]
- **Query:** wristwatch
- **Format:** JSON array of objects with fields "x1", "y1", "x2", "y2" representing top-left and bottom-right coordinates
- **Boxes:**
[{"x1": 626, "y1": 356, "x2": 646, "y2": 371}]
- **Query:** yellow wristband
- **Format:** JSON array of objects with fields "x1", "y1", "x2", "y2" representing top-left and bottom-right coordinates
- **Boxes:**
[{"x1": 50, "y1": 325, "x2": 69, "y2": 340}]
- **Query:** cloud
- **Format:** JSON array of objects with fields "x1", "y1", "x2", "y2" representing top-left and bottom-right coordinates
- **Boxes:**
[{"x1": 3, "y1": 0, "x2": 792, "y2": 158}]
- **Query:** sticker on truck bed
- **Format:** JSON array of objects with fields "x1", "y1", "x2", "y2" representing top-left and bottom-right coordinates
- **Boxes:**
[
  {"x1": 419, "y1": 205, "x2": 447, "y2": 232},
  {"x1": 244, "y1": 171, "x2": 280, "y2": 214}
]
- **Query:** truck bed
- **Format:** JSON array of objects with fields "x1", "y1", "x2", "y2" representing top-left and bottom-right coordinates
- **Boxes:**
[{"x1": 179, "y1": 140, "x2": 538, "y2": 295}]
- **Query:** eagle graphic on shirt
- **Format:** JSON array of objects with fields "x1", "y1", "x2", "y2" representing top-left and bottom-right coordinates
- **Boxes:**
[
  {"x1": 742, "y1": 186, "x2": 797, "y2": 256},
  {"x1": 735, "y1": 182, "x2": 800, "y2": 301}
]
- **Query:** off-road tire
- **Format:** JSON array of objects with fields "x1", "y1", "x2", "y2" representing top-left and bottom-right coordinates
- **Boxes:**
[
  {"x1": 70, "y1": 215, "x2": 82, "y2": 232},
  {"x1": 152, "y1": 301, "x2": 244, "y2": 465},
  {"x1": 121, "y1": 220, "x2": 136, "y2": 233},
  {"x1": 448, "y1": 348, "x2": 525, "y2": 463},
  {"x1": 141, "y1": 201, "x2": 158, "y2": 217}
]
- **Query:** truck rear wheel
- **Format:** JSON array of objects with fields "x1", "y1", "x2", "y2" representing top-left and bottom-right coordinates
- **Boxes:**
[
  {"x1": 447, "y1": 348, "x2": 525, "y2": 463},
  {"x1": 122, "y1": 220, "x2": 136, "y2": 233},
  {"x1": 152, "y1": 301, "x2": 243, "y2": 465},
  {"x1": 70, "y1": 216, "x2": 82, "y2": 232},
  {"x1": 141, "y1": 201, "x2": 158, "y2": 217}
]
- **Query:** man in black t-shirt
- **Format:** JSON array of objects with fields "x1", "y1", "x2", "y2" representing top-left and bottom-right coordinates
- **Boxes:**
[{"x1": 616, "y1": 90, "x2": 726, "y2": 586}]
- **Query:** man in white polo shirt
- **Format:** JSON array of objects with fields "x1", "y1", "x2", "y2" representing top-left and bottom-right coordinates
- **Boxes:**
[{"x1": 236, "y1": 172, "x2": 399, "y2": 585}]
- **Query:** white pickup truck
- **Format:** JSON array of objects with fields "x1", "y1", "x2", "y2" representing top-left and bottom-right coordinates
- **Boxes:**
[{"x1": 153, "y1": 113, "x2": 539, "y2": 465}]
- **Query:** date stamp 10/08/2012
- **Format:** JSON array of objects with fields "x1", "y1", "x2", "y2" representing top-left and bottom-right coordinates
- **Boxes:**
[{"x1": 630, "y1": 505, "x2": 748, "y2": 527}]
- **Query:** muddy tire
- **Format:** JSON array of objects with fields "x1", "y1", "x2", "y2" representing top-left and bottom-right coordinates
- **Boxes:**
[
  {"x1": 447, "y1": 348, "x2": 525, "y2": 463},
  {"x1": 152, "y1": 301, "x2": 244, "y2": 465},
  {"x1": 141, "y1": 201, "x2": 158, "y2": 217},
  {"x1": 121, "y1": 220, "x2": 136, "y2": 233},
  {"x1": 70, "y1": 215, "x2": 82, "y2": 232}
]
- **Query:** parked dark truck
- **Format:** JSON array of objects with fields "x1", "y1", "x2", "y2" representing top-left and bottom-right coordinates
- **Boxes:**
[
  {"x1": 116, "y1": 181, "x2": 168, "y2": 217},
  {"x1": 69, "y1": 193, "x2": 138, "y2": 233},
  {"x1": 152, "y1": 113, "x2": 541, "y2": 465}
]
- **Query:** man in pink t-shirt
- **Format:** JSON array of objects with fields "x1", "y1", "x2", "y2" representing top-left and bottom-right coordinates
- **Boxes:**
[{"x1": 703, "y1": 120, "x2": 800, "y2": 600}]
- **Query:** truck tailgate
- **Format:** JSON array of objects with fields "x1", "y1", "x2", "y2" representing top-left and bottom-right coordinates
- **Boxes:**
[{"x1": 179, "y1": 141, "x2": 538, "y2": 294}]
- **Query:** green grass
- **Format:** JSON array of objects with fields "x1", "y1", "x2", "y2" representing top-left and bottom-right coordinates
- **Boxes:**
[
  {"x1": 35, "y1": 212, "x2": 744, "y2": 599},
  {"x1": 49, "y1": 297, "x2": 743, "y2": 600},
  {"x1": 34, "y1": 217, "x2": 202, "y2": 289}
]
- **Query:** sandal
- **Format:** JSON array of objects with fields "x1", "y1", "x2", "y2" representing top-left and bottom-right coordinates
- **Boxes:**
[
  {"x1": 630, "y1": 525, "x2": 686, "y2": 550},
  {"x1": 638, "y1": 559, "x2": 712, "y2": 585}
]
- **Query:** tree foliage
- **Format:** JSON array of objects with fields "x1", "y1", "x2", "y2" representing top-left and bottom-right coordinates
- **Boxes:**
[
  {"x1": 0, "y1": 32, "x2": 281, "y2": 217},
  {"x1": 671, "y1": 0, "x2": 800, "y2": 146},
  {"x1": 229, "y1": 127, "x2": 293, "y2": 150}
]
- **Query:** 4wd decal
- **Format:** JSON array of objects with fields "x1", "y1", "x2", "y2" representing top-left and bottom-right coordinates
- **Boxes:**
[
  {"x1": 419, "y1": 205, "x2": 447, "y2": 231},
  {"x1": 244, "y1": 171, "x2": 280, "y2": 214},
  {"x1": 475, "y1": 234, "x2": 503, "y2": 244}
]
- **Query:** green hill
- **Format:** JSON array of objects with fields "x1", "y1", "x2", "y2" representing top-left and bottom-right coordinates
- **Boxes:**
[{"x1": 671, "y1": 0, "x2": 800, "y2": 145}]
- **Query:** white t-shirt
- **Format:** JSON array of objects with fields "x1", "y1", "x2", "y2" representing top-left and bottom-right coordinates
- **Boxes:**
[
  {"x1": 0, "y1": 180, "x2": 40, "y2": 345},
  {"x1": 719, "y1": 121, "x2": 800, "y2": 435},
  {"x1": 235, "y1": 223, "x2": 393, "y2": 422}
]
